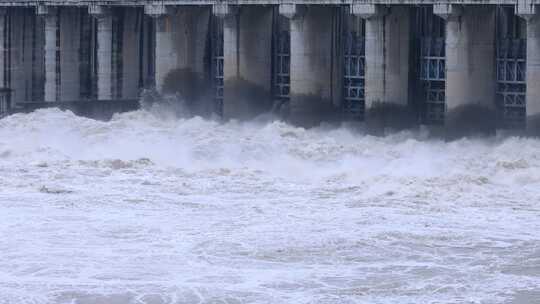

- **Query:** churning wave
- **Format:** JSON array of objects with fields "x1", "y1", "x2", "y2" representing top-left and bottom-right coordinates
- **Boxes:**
[{"x1": 0, "y1": 107, "x2": 539, "y2": 304}]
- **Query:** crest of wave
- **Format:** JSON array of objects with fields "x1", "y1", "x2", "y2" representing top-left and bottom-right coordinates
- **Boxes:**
[{"x1": 1, "y1": 102, "x2": 540, "y2": 186}]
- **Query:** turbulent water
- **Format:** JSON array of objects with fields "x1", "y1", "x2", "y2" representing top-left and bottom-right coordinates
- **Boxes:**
[{"x1": 0, "y1": 107, "x2": 539, "y2": 304}]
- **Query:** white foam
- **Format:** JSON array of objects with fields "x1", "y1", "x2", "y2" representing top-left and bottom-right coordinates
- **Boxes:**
[{"x1": 0, "y1": 108, "x2": 539, "y2": 303}]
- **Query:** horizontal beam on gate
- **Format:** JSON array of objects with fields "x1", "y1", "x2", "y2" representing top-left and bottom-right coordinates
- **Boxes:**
[{"x1": 0, "y1": 0, "x2": 527, "y2": 7}]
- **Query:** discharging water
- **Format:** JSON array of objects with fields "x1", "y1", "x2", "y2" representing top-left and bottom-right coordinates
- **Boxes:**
[{"x1": 0, "y1": 108, "x2": 539, "y2": 304}]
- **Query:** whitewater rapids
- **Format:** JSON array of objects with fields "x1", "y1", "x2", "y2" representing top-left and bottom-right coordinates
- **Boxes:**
[{"x1": 0, "y1": 108, "x2": 539, "y2": 304}]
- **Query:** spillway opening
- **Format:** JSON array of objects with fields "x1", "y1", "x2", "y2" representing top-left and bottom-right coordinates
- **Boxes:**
[
  {"x1": 111, "y1": 8, "x2": 124, "y2": 100},
  {"x1": 138, "y1": 11, "x2": 155, "y2": 90},
  {"x1": 416, "y1": 6, "x2": 445, "y2": 125},
  {"x1": 271, "y1": 13, "x2": 290, "y2": 116},
  {"x1": 79, "y1": 8, "x2": 97, "y2": 100},
  {"x1": 496, "y1": 6, "x2": 526, "y2": 129},
  {"x1": 342, "y1": 10, "x2": 365, "y2": 121},
  {"x1": 211, "y1": 16, "x2": 224, "y2": 117}
]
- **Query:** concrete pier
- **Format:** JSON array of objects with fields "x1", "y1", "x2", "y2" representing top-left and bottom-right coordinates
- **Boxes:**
[
  {"x1": 520, "y1": 6, "x2": 540, "y2": 134},
  {"x1": 42, "y1": 7, "x2": 58, "y2": 102},
  {"x1": 90, "y1": 5, "x2": 113, "y2": 100},
  {"x1": 221, "y1": 5, "x2": 273, "y2": 119},
  {"x1": 148, "y1": 5, "x2": 211, "y2": 101},
  {"x1": 436, "y1": 4, "x2": 497, "y2": 137},
  {"x1": 355, "y1": 4, "x2": 414, "y2": 131},
  {"x1": 41, "y1": 7, "x2": 82, "y2": 102},
  {"x1": 359, "y1": 5, "x2": 385, "y2": 112},
  {"x1": 281, "y1": 4, "x2": 342, "y2": 127}
]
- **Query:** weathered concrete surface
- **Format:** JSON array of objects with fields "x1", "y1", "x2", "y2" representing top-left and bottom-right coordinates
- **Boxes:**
[
  {"x1": 153, "y1": 6, "x2": 211, "y2": 95},
  {"x1": 442, "y1": 5, "x2": 497, "y2": 138},
  {"x1": 222, "y1": 5, "x2": 273, "y2": 120},
  {"x1": 362, "y1": 5, "x2": 415, "y2": 132},
  {"x1": 42, "y1": 7, "x2": 83, "y2": 102},
  {"x1": 385, "y1": 7, "x2": 411, "y2": 109},
  {"x1": 287, "y1": 5, "x2": 342, "y2": 127},
  {"x1": 43, "y1": 7, "x2": 58, "y2": 101},
  {"x1": 525, "y1": 14, "x2": 540, "y2": 135},
  {"x1": 95, "y1": 8, "x2": 113, "y2": 100}
]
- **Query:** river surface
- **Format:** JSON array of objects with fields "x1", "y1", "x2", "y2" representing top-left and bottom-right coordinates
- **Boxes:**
[{"x1": 0, "y1": 108, "x2": 539, "y2": 304}]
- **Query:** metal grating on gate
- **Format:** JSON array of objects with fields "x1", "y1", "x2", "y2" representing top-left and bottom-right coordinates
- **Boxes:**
[
  {"x1": 420, "y1": 37, "x2": 445, "y2": 123},
  {"x1": 417, "y1": 6, "x2": 446, "y2": 124},
  {"x1": 272, "y1": 14, "x2": 290, "y2": 113},
  {"x1": 211, "y1": 16, "x2": 224, "y2": 116},
  {"x1": 342, "y1": 14, "x2": 365, "y2": 120},
  {"x1": 496, "y1": 7, "x2": 526, "y2": 129}
]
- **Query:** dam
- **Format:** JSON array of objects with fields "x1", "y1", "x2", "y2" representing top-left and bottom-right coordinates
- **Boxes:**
[{"x1": 0, "y1": 0, "x2": 538, "y2": 135}]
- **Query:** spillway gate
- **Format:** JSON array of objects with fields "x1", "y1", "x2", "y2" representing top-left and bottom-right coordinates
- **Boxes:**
[
  {"x1": 496, "y1": 6, "x2": 527, "y2": 129},
  {"x1": 342, "y1": 14, "x2": 365, "y2": 121}
]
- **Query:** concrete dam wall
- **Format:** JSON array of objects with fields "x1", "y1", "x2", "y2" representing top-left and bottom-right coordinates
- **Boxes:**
[{"x1": 1, "y1": 0, "x2": 540, "y2": 136}]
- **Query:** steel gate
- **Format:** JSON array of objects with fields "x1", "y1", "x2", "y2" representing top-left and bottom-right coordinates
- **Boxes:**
[
  {"x1": 342, "y1": 14, "x2": 365, "y2": 120},
  {"x1": 417, "y1": 6, "x2": 446, "y2": 124},
  {"x1": 496, "y1": 7, "x2": 526, "y2": 128},
  {"x1": 272, "y1": 14, "x2": 290, "y2": 114}
]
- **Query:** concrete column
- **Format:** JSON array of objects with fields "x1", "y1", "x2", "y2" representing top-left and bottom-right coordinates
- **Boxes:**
[
  {"x1": 150, "y1": 6, "x2": 211, "y2": 98},
  {"x1": 154, "y1": 16, "x2": 173, "y2": 92},
  {"x1": 90, "y1": 5, "x2": 113, "y2": 100},
  {"x1": 354, "y1": 4, "x2": 414, "y2": 131},
  {"x1": 145, "y1": 5, "x2": 211, "y2": 107},
  {"x1": 364, "y1": 14, "x2": 385, "y2": 108},
  {"x1": 518, "y1": 4, "x2": 540, "y2": 134},
  {"x1": 280, "y1": 4, "x2": 342, "y2": 127},
  {"x1": 32, "y1": 15, "x2": 45, "y2": 102},
  {"x1": 41, "y1": 7, "x2": 58, "y2": 102},
  {"x1": 385, "y1": 7, "x2": 411, "y2": 109},
  {"x1": 436, "y1": 4, "x2": 497, "y2": 137},
  {"x1": 220, "y1": 5, "x2": 273, "y2": 120},
  {"x1": 150, "y1": 7, "x2": 176, "y2": 92}
]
